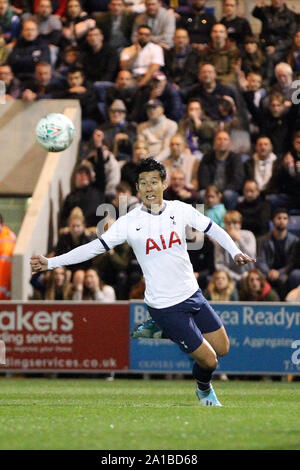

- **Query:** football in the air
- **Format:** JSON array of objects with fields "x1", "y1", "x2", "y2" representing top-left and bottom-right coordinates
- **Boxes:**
[{"x1": 35, "y1": 113, "x2": 75, "y2": 152}]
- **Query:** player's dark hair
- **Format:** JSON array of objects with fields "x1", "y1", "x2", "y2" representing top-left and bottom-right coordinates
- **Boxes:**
[{"x1": 136, "y1": 158, "x2": 166, "y2": 182}]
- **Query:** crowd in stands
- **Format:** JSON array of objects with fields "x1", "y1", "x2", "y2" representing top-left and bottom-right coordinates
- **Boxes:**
[{"x1": 1, "y1": 0, "x2": 299, "y2": 301}]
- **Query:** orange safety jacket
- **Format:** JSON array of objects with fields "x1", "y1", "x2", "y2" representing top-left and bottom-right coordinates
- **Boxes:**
[{"x1": 0, "y1": 225, "x2": 16, "y2": 300}]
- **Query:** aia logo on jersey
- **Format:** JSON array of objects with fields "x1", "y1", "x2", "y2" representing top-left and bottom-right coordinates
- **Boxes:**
[{"x1": 146, "y1": 231, "x2": 181, "y2": 254}]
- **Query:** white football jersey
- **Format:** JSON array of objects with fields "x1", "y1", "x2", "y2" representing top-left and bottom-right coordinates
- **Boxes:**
[
  {"x1": 100, "y1": 200, "x2": 240, "y2": 308},
  {"x1": 48, "y1": 200, "x2": 242, "y2": 309}
]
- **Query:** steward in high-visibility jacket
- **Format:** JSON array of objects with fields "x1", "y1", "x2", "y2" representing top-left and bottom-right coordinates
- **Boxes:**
[{"x1": 0, "y1": 225, "x2": 16, "y2": 300}]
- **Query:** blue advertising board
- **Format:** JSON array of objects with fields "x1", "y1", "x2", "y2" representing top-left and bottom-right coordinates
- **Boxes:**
[{"x1": 129, "y1": 301, "x2": 300, "y2": 375}]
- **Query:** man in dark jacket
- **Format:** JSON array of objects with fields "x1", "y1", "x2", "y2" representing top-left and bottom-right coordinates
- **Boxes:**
[
  {"x1": 60, "y1": 149, "x2": 106, "y2": 228},
  {"x1": 105, "y1": 70, "x2": 137, "y2": 116},
  {"x1": 163, "y1": 28, "x2": 199, "y2": 93},
  {"x1": 186, "y1": 63, "x2": 236, "y2": 120},
  {"x1": 21, "y1": 61, "x2": 66, "y2": 101},
  {"x1": 236, "y1": 180, "x2": 271, "y2": 237},
  {"x1": 78, "y1": 27, "x2": 119, "y2": 82},
  {"x1": 252, "y1": 0, "x2": 297, "y2": 62},
  {"x1": 257, "y1": 207, "x2": 299, "y2": 299},
  {"x1": 95, "y1": 0, "x2": 134, "y2": 54},
  {"x1": 177, "y1": 0, "x2": 216, "y2": 49},
  {"x1": 197, "y1": 130, "x2": 244, "y2": 209},
  {"x1": 8, "y1": 18, "x2": 51, "y2": 81}
]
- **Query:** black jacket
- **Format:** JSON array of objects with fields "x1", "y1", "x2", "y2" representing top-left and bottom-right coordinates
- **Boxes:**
[
  {"x1": 236, "y1": 197, "x2": 271, "y2": 237},
  {"x1": 198, "y1": 150, "x2": 245, "y2": 192},
  {"x1": 78, "y1": 44, "x2": 119, "y2": 82},
  {"x1": 257, "y1": 231, "x2": 299, "y2": 276},
  {"x1": 163, "y1": 46, "x2": 199, "y2": 89},
  {"x1": 186, "y1": 81, "x2": 236, "y2": 120},
  {"x1": 8, "y1": 36, "x2": 51, "y2": 80}
]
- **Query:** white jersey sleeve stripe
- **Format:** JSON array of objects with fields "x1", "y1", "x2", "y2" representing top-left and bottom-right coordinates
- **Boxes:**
[{"x1": 99, "y1": 237, "x2": 110, "y2": 251}]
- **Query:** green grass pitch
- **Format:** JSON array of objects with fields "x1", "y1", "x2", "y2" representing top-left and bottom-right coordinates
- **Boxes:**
[{"x1": 0, "y1": 378, "x2": 299, "y2": 450}]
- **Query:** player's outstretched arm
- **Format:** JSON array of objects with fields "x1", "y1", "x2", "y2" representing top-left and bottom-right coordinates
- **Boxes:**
[{"x1": 30, "y1": 239, "x2": 107, "y2": 273}]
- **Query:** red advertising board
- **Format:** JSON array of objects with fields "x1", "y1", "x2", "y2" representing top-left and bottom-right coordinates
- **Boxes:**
[{"x1": 0, "y1": 302, "x2": 129, "y2": 372}]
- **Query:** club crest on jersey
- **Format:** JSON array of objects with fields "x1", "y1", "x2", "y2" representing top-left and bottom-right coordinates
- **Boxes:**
[{"x1": 146, "y1": 231, "x2": 181, "y2": 254}]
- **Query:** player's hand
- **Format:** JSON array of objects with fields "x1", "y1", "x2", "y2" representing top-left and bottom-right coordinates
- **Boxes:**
[
  {"x1": 30, "y1": 255, "x2": 48, "y2": 273},
  {"x1": 234, "y1": 253, "x2": 256, "y2": 265}
]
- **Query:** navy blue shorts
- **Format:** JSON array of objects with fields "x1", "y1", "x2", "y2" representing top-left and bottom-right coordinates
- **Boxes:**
[{"x1": 147, "y1": 289, "x2": 223, "y2": 354}]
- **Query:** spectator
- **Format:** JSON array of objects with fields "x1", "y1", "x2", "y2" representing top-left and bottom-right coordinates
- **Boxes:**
[
  {"x1": 33, "y1": 0, "x2": 62, "y2": 47},
  {"x1": 163, "y1": 28, "x2": 199, "y2": 93},
  {"x1": 238, "y1": 71, "x2": 267, "y2": 135},
  {"x1": 286, "y1": 28, "x2": 300, "y2": 73},
  {"x1": 163, "y1": 168, "x2": 201, "y2": 205},
  {"x1": 220, "y1": 0, "x2": 252, "y2": 49},
  {"x1": 31, "y1": 267, "x2": 73, "y2": 300},
  {"x1": 204, "y1": 269, "x2": 239, "y2": 301},
  {"x1": 83, "y1": 129, "x2": 121, "y2": 200},
  {"x1": 163, "y1": 133, "x2": 199, "y2": 188},
  {"x1": 137, "y1": 98, "x2": 178, "y2": 161},
  {"x1": 94, "y1": 217, "x2": 134, "y2": 299},
  {"x1": 186, "y1": 63, "x2": 236, "y2": 121},
  {"x1": 110, "y1": 181, "x2": 140, "y2": 219},
  {"x1": 78, "y1": 27, "x2": 119, "y2": 83},
  {"x1": 286, "y1": 241, "x2": 300, "y2": 291},
  {"x1": 99, "y1": 99, "x2": 137, "y2": 162},
  {"x1": 257, "y1": 207, "x2": 299, "y2": 299},
  {"x1": 178, "y1": 98, "x2": 215, "y2": 158},
  {"x1": 73, "y1": 268, "x2": 116, "y2": 301},
  {"x1": 130, "y1": 71, "x2": 183, "y2": 122},
  {"x1": 60, "y1": 157, "x2": 106, "y2": 228},
  {"x1": 197, "y1": 130, "x2": 244, "y2": 209},
  {"x1": 271, "y1": 62, "x2": 296, "y2": 101},
  {"x1": 198, "y1": 23, "x2": 240, "y2": 86},
  {"x1": 215, "y1": 94, "x2": 242, "y2": 134},
  {"x1": 55, "y1": 207, "x2": 96, "y2": 276},
  {"x1": 21, "y1": 61, "x2": 66, "y2": 101},
  {"x1": 0, "y1": 36, "x2": 10, "y2": 65},
  {"x1": 214, "y1": 210, "x2": 256, "y2": 283},
  {"x1": 266, "y1": 131, "x2": 300, "y2": 210},
  {"x1": 105, "y1": 70, "x2": 137, "y2": 116},
  {"x1": 0, "y1": 64, "x2": 21, "y2": 98},
  {"x1": 55, "y1": 44, "x2": 79, "y2": 77},
  {"x1": 285, "y1": 284, "x2": 300, "y2": 302},
  {"x1": 131, "y1": 0, "x2": 175, "y2": 50},
  {"x1": 243, "y1": 91, "x2": 300, "y2": 158},
  {"x1": 120, "y1": 24, "x2": 164, "y2": 87},
  {"x1": 96, "y1": 0, "x2": 135, "y2": 54},
  {"x1": 0, "y1": 213, "x2": 16, "y2": 300},
  {"x1": 236, "y1": 180, "x2": 271, "y2": 237},
  {"x1": 120, "y1": 139, "x2": 149, "y2": 195},
  {"x1": 177, "y1": 0, "x2": 216, "y2": 50},
  {"x1": 239, "y1": 268, "x2": 280, "y2": 301},
  {"x1": 252, "y1": 0, "x2": 297, "y2": 63},
  {"x1": 61, "y1": 0, "x2": 95, "y2": 48},
  {"x1": 8, "y1": 19, "x2": 51, "y2": 81},
  {"x1": 204, "y1": 184, "x2": 226, "y2": 228},
  {"x1": 240, "y1": 35, "x2": 273, "y2": 83},
  {"x1": 55, "y1": 64, "x2": 102, "y2": 140},
  {"x1": 0, "y1": 0, "x2": 20, "y2": 46},
  {"x1": 244, "y1": 136, "x2": 277, "y2": 192}
]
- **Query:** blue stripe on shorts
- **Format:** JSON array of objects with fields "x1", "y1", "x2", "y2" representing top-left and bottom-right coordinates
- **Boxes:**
[{"x1": 147, "y1": 289, "x2": 223, "y2": 354}]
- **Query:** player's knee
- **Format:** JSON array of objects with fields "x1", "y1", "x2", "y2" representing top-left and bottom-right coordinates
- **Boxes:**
[
  {"x1": 217, "y1": 338, "x2": 230, "y2": 357},
  {"x1": 203, "y1": 354, "x2": 218, "y2": 370}
]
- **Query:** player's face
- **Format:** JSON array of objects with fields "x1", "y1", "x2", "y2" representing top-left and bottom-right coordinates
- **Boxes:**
[
  {"x1": 243, "y1": 182, "x2": 259, "y2": 201},
  {"x1": 137, "y1": 170, "x2": 167, "y2": 209},
  {"x1": 273, "y1": 213, "x2": 289, "y2": 231}
]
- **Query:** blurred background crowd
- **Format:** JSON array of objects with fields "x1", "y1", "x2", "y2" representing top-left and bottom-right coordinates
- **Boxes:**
[{"x1": 0, "y1": 0, "x2": 299, "y2": 302}]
